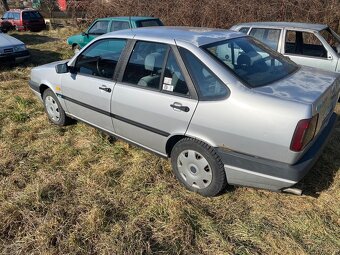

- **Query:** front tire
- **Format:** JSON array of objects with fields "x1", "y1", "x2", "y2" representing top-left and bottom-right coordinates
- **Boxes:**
[
  {"x1": 43, "y1": 89, "x2": 71, "y2": 126},
  {"x1": 170, "y1": 138, "x2": 227, "y2": 197}
]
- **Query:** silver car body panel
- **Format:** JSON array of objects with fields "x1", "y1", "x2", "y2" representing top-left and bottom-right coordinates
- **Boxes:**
[{"x1": 29, "y1": 27, "x2": 339, "y2": 192}]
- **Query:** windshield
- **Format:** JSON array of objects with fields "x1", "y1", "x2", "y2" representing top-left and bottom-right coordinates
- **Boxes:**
[
  {"x1": 320, "y1": 28, "x2": 340, "y2": 55},
  {"x1": 202, "y1": 37, "x2": 298, "y2": 88}
]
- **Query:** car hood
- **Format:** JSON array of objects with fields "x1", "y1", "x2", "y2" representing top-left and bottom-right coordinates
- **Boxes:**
[
  {"x1": 253, "y1": 66, "x2": 339, "y2": 104},
  {"x1": 0, "y1": 33, "x2": 24, "y2": 47}
]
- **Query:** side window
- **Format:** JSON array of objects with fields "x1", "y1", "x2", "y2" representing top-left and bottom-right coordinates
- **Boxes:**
[
  {"x1": 2, "y1": 12, "x2": 8, "y2": 19},
  {"x1": 13, "y1": 13, "x2": 20, "y2": 20},
  {"x1": 162, "y1": 50, "x2": 189, "y2": 96},
  {"x1": 239, "y1": 27, "x2": 250, "y2": 34},
  {"x1": 8, "y1": 12, "x2": 14, "y2": 19},
  {"x1": 285, "y1": 30, "x2": 327, "y2": 58},
  {"x1": 75, "y1": 39, "x2": 127, "y2": 79},
  {"x1": 122, "y1": 41, "x2": 168, "y2": 89},
  {"x1": 110, "y1": 21, "x2": 130, "y2": 32},
  {"x1": 249, "y1": 28, "x2": 281, "y2": 50},
  {"x1": 88, "y1": 21, "x2": 109, "y2": 35},
  {"x1": 179, "y1": 48, "x2": 228, "y2": 100}
]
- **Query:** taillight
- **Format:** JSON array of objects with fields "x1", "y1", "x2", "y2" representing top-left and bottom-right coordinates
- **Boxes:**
[{"x1": 290, "y1": 114, "x2": 318, "y2": 152}]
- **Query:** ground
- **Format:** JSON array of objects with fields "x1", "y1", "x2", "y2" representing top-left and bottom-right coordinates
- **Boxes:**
[{"x1": 0, "y1": 29, "x2": 339, "y2": 255}]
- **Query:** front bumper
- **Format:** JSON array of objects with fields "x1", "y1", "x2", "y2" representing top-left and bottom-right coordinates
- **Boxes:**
[
  {"x1": 217, "y1": 113, "x2": 338, "y2": 191},
  {"x1": 0, "y1": 50, "x2": 30, "y2": 63}
]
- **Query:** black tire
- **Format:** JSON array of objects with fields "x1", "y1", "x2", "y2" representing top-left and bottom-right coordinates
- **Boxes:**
[
  {"x1": 43, "y1": 88, "x2": 71, "y2": 126},
  {"x1": 170, "y1": 138, "x2": 227, "y2": 197},
  {"x1": 72, "y1": 44, "x2": 81, "y2": 54}
]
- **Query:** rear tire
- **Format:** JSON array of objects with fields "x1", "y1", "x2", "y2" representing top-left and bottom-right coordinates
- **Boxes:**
[
  {"x1": 170, "y1": 138, "x2": 227, "y2": 197},
  {"x1": 43, "y1": 89, "x2": 71, "y2": 126}
]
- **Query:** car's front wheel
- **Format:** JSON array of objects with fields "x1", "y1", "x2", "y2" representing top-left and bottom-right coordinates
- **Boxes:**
[
  {"x1": 43, "y1": 89, "x2": 71, "y2": 126},
  {"x1": 171, "y1": 138, "x2": 227, "y2": 197},
  {"x1": 72, "y1": 44, "x2": 81, "y2": 54}
]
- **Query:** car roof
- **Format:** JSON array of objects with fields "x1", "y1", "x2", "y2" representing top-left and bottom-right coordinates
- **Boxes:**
[
  {"x1": 96, "y1": 16, "x2": 160, "y2": 22},
  {"x1": 235, "y1": 22, "x2": 328, "y2": 31},
  {"x1": 105, "y1": 26, "x2": 244, "y2": 47}
]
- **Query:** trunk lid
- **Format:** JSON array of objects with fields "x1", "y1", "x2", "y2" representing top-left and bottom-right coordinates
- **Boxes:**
[{"x1": 254, "y1": 66, "x2": 340, "y2": 134}]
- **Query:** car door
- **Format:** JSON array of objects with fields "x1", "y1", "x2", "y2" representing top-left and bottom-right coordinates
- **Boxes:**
[
  {"x1": 81, "y1": 20, "x2": 110, "y2": 48},
  {"x1": 61, "y1": 38, "x2": 127, "y2": 133},
  {"x1": 111, "y1": 41, "x2": 198, "y2": 154},
  {"x1": 282, "y1": 29, "x2": 338, "y2": 72}
]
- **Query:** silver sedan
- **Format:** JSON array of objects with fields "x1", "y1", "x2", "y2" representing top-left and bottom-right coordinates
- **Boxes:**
[{"x1": 29, "y1": 27, "x2": 339, "y2": 196}]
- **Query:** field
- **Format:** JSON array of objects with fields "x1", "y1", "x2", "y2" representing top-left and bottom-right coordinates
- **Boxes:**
[{"x1": 0, "y1": 29, "x2": 339, "y2": 255}]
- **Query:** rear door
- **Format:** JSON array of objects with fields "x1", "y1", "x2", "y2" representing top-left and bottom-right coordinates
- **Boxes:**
[
  {"x1": 61, "y1": 38, "x2": 127, "y2": 132},
  {"x1": 111, "y1": 41, "x2": 198, "y2": 154},
  {"x1": 282, "y1": 29, "x2": 338, "y2": 72}
]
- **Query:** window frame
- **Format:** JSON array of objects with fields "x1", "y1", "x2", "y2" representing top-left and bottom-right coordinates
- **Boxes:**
[
  {"x1": 179, "y1": 46, "x2": 230, "y2": 101},
  {"x1": 73, "y1": 38, "x2": 128, "y2": 81},
  {"x1": 87, "y1": 20, "x2": 110, "y2": 35},
  {"x1": 117, "y1": 40, "x2": 198, "y2": 100},
  {"x1": 283, "y1": 29, "x2": 331, "y2": 60},
  {"x1": 110, "y1": 20, "x2": 130, "y2": 32}
]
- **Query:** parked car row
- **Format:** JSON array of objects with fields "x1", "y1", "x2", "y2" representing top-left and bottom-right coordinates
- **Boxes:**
[{"x1": 29, "y1": 26, "x2": 340, "y2": 197}]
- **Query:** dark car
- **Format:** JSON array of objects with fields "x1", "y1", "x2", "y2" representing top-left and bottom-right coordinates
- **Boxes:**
[{"x1": 0, "y1": 9, "x2": 46, "y2": 32}]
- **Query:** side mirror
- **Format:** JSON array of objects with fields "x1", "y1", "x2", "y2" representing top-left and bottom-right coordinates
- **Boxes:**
[
  {"x1": 81, "y1": 32, "x2": 88, "y2": 37},
  {"x1": 55, "y1": 63, "x2": 69, "y2": 74}
]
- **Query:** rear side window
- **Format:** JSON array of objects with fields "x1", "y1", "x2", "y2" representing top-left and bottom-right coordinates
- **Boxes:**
[
  {"x1": 13, "y1": 13, "x2": 20, "y2": 20},
  {"x1": 179, "y1": 47, "x2": 228, "y2": 100},
  {"x1": 2, "y1": 12, "x2": 9, "y2": 19},
  {"x1": 7, "y1": 12, "x2": 14, "y2": 19},
  {"x1": 162, "y1": 50, "x2": 189, "y2": 96},
  {"x1": 239, "y1": 27, "x2": 250, "y2": 34},
  {"x1": 88, "y1": 21, "x2": 109, "y2": 35},
  {"x1": 136, "y1": 19, "x2": 163, "y2": 28},
  {"x1": 110, "y1": 21, "x2": 130, "y2": 31},
  {"x1": 285, "y1": 30, "x2": 327, "y2": 58},
  {"x1": 122, "y1": 41, "x2": 168, "y2": 89},
  {"x1": 22, "y1": 11, "x2": 42, "y2": 20},
  {"x1": 75, "y1": 39, "x2": 127, "y2": 79},
  {"x1": 249, "y1": 28, "x2": 281, "y2": 50}
]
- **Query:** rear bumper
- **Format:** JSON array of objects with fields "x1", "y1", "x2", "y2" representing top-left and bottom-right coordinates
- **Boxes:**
[
  {"x1": 0, "y1": 50, "x2": 30, "y2": 63},
  {"x1": 217, "y1": 113, "x2": 337, "y2": 191}
]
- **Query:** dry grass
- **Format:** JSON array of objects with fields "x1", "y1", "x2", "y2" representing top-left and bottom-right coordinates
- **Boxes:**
[{"x1": 0, "y1": 29, "x2": 339, "y2": 255}]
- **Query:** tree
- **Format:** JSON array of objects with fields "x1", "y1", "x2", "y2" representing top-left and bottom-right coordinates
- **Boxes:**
[{"x1": 1, "y1": 0, "x2": 9, "y2": 11}]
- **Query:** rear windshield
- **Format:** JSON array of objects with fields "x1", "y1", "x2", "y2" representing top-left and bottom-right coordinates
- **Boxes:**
[
  {"x1": 202, "y1": 36, "x2": 298, "y2": 88},
  {"x1": 136, "y1": 19, "x2": 163, "y2": 28},
  {"x1": 22, "y1": 11, "x2": 43, "y2": 20}
]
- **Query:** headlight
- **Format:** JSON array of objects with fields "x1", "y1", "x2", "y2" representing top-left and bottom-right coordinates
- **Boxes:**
[{"x1": 14, "y1": 44, "x2": 26, "y2": 52}]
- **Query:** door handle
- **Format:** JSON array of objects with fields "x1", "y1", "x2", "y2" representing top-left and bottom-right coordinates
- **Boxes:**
[
  {"x1": 170, "y1": 102, "x2": 190, "y2": 112},
  {"x1": 99, "y1": 86, "x2": 111, "y2": 93}
]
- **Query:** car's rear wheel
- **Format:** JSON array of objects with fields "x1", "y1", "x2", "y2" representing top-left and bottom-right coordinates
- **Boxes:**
[
  {"x1": 43, "y1": 89, "x2": 71, "y2": 126},
  {"x1": 170, "y1": 138, "x2": 227, "y2": 197}
]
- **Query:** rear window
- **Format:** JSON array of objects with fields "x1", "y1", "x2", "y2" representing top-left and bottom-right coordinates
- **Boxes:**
[
  {"x1": 136, "y1": 19, "x2": 163, "y2": 28},
  {"x1": 203, "y1": 36, "x2": 298, "y2": 88},
  {"x1": 22, "y1": 11, "x2": 43, "y2": 20}
]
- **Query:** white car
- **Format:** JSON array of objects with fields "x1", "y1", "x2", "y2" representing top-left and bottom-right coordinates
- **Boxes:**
[
  {"x1": 231, "y1": 22, "x2": 340, "y2": 73},
  {"x1": 0, "y1": 31, "x2": 29, "y2": 63}
]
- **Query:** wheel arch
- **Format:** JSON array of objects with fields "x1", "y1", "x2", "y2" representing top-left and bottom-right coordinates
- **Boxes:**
[{"x1": 165, "y1": 134, "x2": 217, "y2": 157}]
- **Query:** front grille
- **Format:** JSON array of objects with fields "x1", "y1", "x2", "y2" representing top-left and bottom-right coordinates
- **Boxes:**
[{"x1": 3, "y1": 48, "x2": 14, "y2": 54}]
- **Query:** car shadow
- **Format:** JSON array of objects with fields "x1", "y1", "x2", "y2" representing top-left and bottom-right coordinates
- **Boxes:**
[
  {"x1": 295, "y1": 118, "x2": 340, "y2": 198},
  {"x1": 9, "y1": 33, "x2": 59, "y2": 46}
]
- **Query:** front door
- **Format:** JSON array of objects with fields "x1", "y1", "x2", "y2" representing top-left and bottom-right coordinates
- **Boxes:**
[
  {"x1": 111, "y1": 41, "x2": 198, "y2": 154},
  {"x1": 61, "y1": 38, "x2": 127, "y2": 132},
  {"x1": 80, "y1": 20, "x2": 110, "y2": 48}
]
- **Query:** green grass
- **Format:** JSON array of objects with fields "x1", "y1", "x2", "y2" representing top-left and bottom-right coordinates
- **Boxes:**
[{"x1": 0, "y1": 29, "x2": 339, "y2": 255}]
